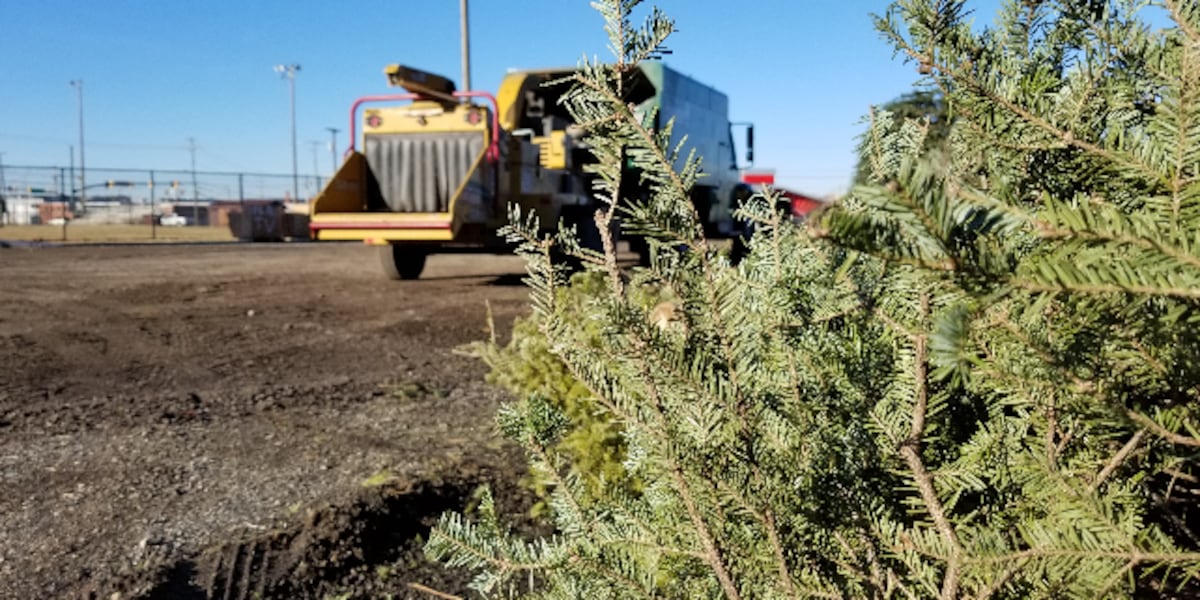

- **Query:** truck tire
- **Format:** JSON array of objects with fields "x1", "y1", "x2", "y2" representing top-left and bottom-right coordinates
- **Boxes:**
[{"x1": 380, "y1": 245, "x2": 428, "y2": 280}]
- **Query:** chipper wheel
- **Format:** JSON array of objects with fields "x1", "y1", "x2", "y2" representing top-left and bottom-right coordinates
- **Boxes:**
[{"x1": 379, "y1": 244, "x2": 428, "y2": 280}]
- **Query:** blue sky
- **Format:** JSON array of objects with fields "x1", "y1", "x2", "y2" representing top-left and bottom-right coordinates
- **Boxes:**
[{"x1": 0, "y1": 0, "x2": 986, "y2": 197}]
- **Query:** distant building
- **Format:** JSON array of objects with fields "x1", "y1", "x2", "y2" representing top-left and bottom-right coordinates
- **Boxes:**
[
  {"x1": 2, "y1": 196, "x2": 44, "y2": 225},
  {"x1": 38, "y1": 201, "x2": 74, "y2": 224},
  {"x1": 740, "y1": 170, "x2": 825, "y2": 219}
]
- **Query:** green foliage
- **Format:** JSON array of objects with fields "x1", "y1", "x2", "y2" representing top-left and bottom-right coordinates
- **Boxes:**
[
  {"x1": 427, "y1": 0, "x2": 1200, "y2": 598},
  {"x1": 468, "y1": 272, "x2": 664, "y2": 508},
  {"x1": 855, "y1": 90, "x2": 952, "y2": 184}
]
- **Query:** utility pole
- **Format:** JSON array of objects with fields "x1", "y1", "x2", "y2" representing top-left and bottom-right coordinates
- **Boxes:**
[
  {"x1": 460, "y1": 0, "x2": 472, "y2": 93},
  {"x1": 326, "y1": 127, "x2": 339, "y2": 174},
  {"x1": 188, "y1": 137, "x2": 199, "y2": 202},
  {"x1": 70, "y1": 79, "x2": 86, "y2": 213},
  {"x1": 274, "y1": 64, "x2": 301, "y2": 202}
]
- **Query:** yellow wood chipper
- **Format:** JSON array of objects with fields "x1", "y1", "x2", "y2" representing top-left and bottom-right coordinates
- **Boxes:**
[{"x1": 309, "y1": 63, "x2": 755, "y2": 279}]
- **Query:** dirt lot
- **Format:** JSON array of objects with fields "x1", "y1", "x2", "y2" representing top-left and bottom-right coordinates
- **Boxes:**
[{"x1": 0, "y1": 242, "x2": 536, "y2": 599}]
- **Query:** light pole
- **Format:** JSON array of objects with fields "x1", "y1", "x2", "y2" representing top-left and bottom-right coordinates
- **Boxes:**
[
  {"x1": 69, "y1": 79, "x2": 86, "y2": 213},
  {"x1": 274, "y1": 64, "x2": 301, "y2": 202},
  {"x1": 326, "y1": 127, "x2": 339, "y2": 174},
  {"x1": 308, "y1": 140, "x2": 322, "y2": 191},
  {"x1": 460, "y1": 0, "x2": 472, "y2": 93}
]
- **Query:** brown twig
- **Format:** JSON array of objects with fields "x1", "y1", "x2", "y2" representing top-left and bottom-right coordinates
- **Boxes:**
[
  {"x1": 1127, "y1": 410, "x2": 1200, "y2": 448},
  {"x1": 899, "y1": 293, "x2": 963, "y2": 600},
  {"x1": 633, "y1": 352, "x2": 743, "y2": 600},
  {"x1": 1091, "y1": 429, "x2": 1147, "y2": 491},
  {"x1": 407, "y1": 582, "x2": 464, "y2": 600}
]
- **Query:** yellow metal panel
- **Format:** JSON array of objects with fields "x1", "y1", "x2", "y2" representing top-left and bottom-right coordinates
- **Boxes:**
[
  {"x1": 363, "y1": 104, "x2": 488, "y2": 136},
  {"x1": 533, "y1": 131, "x2": 567, "y2": 170},
  {"x1": 316, "y1": 229, "x2": 455, "y2": 242},
  {"x1": 311, "y1": 212, "x2": 456, "y2": 242},
  {"x1": 312, "y1": 212, "x2": 451, "y2": 225},
  {"x1": 310, "y1": 151, "x2": 368, "y2": 215},
  {"x1": 496, "y1": 72, "x2": 532, "y2": 132},
  {"x1": 446, "y1": 138, "x2": 490, "y2": 232},
  {"x1": 496, "y1": 68, "x2": 576, "y2": 131}
]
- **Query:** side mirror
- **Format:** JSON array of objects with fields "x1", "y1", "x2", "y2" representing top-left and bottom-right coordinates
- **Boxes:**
[{"x1": 746, "y1": 125, "x2": 755, "y2": 165}]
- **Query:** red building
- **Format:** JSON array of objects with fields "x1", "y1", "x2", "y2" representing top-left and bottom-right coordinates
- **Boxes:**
[{"x1": 740, "y1": 170, "x2": 824, "y2": 218}]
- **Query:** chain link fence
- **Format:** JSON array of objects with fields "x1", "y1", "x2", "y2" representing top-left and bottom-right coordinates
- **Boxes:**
[{"x1": 0, "y1": 165, "x2": 323, "y2": 240}]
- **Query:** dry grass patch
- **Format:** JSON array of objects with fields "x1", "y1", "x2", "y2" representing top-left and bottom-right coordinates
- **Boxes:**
[{"x1": 0, "y1": 224, "x2": 235, "y2": 243}]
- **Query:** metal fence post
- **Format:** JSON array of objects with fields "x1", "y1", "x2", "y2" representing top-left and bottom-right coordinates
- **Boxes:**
[
  {"x1": 58, "y1": 166, "x2": 67, "y2": 241},
  {"x1": 150, "y1": 170, "x2": 157, "y2": 240},
  {"x1": 238, "y1": 173, "x2": 245, "y2": 241}
]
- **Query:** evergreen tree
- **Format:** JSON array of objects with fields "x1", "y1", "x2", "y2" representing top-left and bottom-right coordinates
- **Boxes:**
[{"x1": 426, "y1": 1, "x2": 1200, "y2": 597}]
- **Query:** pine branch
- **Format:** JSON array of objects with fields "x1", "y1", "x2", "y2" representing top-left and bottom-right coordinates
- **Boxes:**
[
  {"x1": 833, "y1": 531, "x2": 890, "y2": 599},
  {"x1": 1173, "y1": 50, "x2": 1200, "y2": 223},
  {"x1": 407, "y1": 582, "x2": 464, "y2": 600},
  {"x1": 1126, "y1": 409, "x2": 1200, "y2": 448},
  {"x1": 1010, "y1": 278, "x2": 1200, "y2": 300},
  {"x1": 1045, "y1": 392, "x2": 1059, "y2": 469},
  {"x1": 595, "y1": 208, "x2": 625, "y2": 297},
  {"x1": 571, "y1": 73, "x2": 706, "y2": 241},
  {"x1": 714, "y1": 478, "x2": 799, "y2": 597},
  {"x1": 969, "y1": 548, "x2": 1200, "y2": 566},
  {"x1": 897, "y1": 293, "x2": 964, "y2": 600},
  {"x1": 969, "y1": 557, "x2": 1028, "y2": 600},
  {"x1": 1091, "y1": 429, "x2": 1147, "y2": 491},
  {"x1": 1035, "y1": 219, "x2": 1200, "y2": 273},
  {"x1": 635, "y1": 352, "x2": 743, "y2": 600},
  {"x1": 568, "y1": 550, "x2": 657, "y2": 600},
  {"x1": 426, "y1": 528, "x2": 550, "y2": 575},
  {"x1": 1165, "y1": 0, "x2": 1200, "y2": 44},
  {"x1": 887, "y1": 36, "x2": 1170, "y2": 187},
  {"x1": 528, "y1": 438, "x2": 590, "y2": 534}
]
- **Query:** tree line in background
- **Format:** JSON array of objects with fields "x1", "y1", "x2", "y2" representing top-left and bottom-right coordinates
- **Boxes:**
[{"x1": 427, "y1": 0, "x2": 1200, "y2": 597}]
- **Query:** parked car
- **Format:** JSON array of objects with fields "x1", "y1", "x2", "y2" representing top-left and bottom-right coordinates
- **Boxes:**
[{"x1": 160, "y1": 214, "x2": 188, "y2": 226}]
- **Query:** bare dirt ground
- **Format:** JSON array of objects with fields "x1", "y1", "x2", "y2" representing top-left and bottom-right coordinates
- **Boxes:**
[{"x1": 0, "y1": 242, "x2": 536, "y2": 599}]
